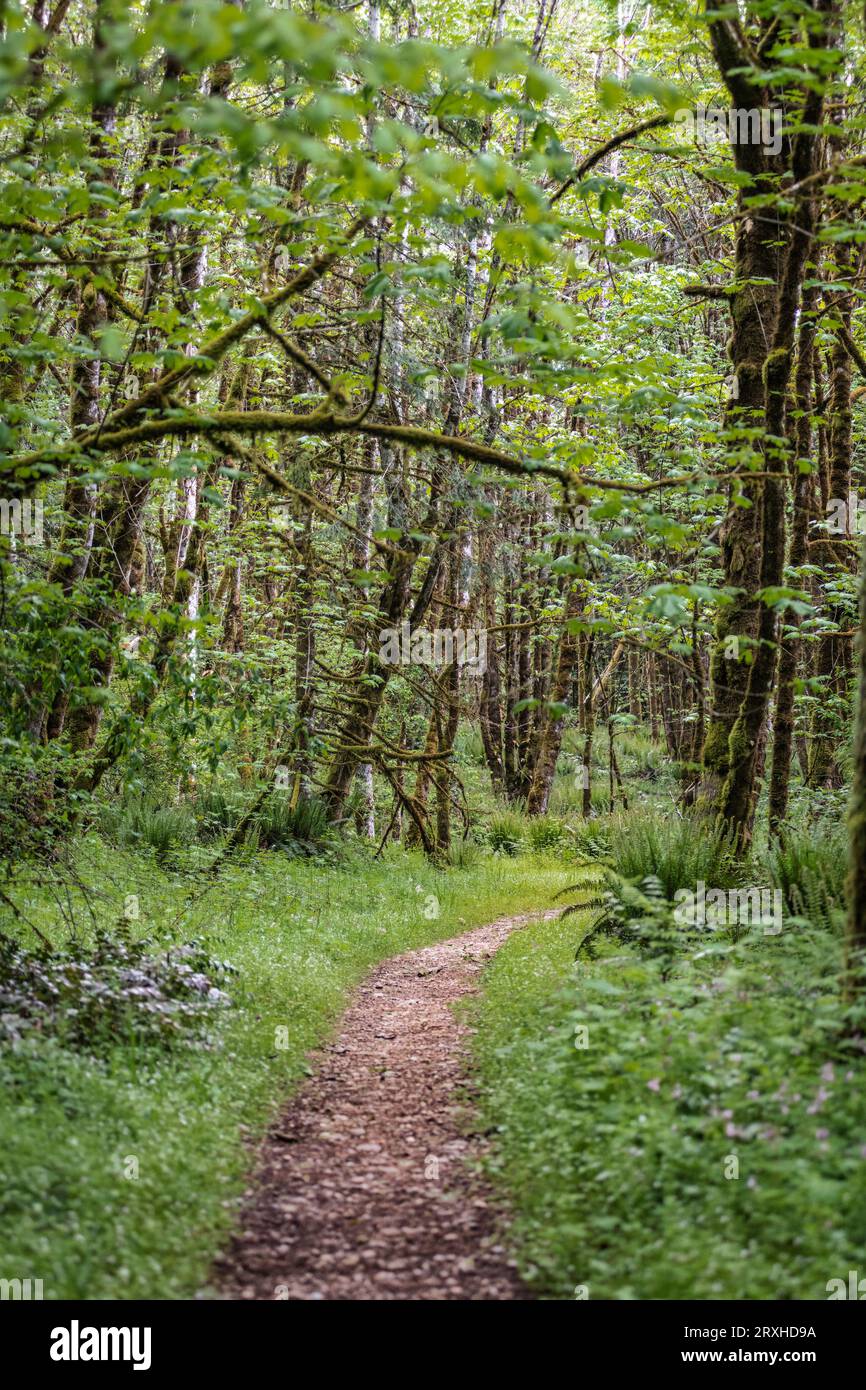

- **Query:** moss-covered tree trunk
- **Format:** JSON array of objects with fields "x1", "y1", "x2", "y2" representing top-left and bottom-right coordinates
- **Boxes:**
[
  {"x1": 526, "y1": 583, "x2": 583, "y2": 815},
  {"x1": 809, "y1": 239, "x2": 855, "y2": 788},
  {"x1": 699, "y1": 0, "x2": 829, "y2": 845},
  {"x1": 768, "y1": 286, "x2": 818, "y2": 833},
  {"x1": 697, "y1": 196, "x2": 780, "y2": 823},
  {"x1": 846, "y1": 532, "x2": 866, "y2": 992}
]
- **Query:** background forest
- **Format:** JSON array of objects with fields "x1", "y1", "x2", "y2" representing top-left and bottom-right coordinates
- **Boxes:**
[{"x1": 1, "y1": 0, "x2": 866, "y2": 1302}]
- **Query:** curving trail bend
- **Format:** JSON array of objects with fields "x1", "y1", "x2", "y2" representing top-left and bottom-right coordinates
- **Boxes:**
[{"x1": 213, "y1": 910, "x2": 555, "y2": 1301}]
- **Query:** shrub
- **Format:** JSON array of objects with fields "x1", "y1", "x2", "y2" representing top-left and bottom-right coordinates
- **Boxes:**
[
  {"x1": 475, "y1": 911, "x2": 866, "y2": 1300},
  {"x1": 250, "y1": 793, "x2": 330, "y2": 854},
  {"x1": 570, "y1": 817, "x2": 611, "y2": 860},
  {"x1": 193, "y1": 787, "x2": 244, "y2": 841},
  {"x1": 99, "y1": 799, "x2": 195, "y2": 862},
  {"x1": 557, "y1": 807, "x2": 749, "y2": 965},
  {"x1": 527, "y1": 815, "x2": 568, "y2": 853},
  {"x1": 768, "y1": 819, "x2": 847, "y2": 932},
  {"x1": 603, "y1": 807, "x2": 742, "y2": 900},
  {"x1": 488, "y1": 810, "x2": 525, "y2": 856},
  {"x1": 0, "y1": 748, "x2": 69, "y2": 862},
  {"x1": 618, "y1": 728, "x2": 662, "y2": 774},
  {"x1": 447, "y1": 837, "x2": 479, "y2": 869},
  {"x1": 0, "y1": 930, "x2": 234, "y2": 1053}
]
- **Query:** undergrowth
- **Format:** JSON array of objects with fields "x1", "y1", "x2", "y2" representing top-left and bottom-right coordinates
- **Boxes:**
[
  {"x1": 474, "y1": 806, "x2": 863, "y2": 1300},
  {"x1": 0, "y1": 836, "x2": 568, "y2": 1299}
]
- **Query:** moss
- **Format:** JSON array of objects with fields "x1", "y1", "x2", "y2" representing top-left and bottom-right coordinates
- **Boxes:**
[
  {"x1": 701, "y1": 720, "x2": 730, "y2": 775},
  {"x1": 762, "y1": 345, "x2": 791, "y2": 388}
]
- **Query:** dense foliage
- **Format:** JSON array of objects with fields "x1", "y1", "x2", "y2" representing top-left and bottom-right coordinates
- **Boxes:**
[{"x1": 1, "y1": 0, "x2": 866, "y2": 1303}]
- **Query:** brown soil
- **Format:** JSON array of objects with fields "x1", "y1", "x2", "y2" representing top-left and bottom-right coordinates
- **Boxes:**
[{"x1": 212, "y1": 910, "x2": 553, "y2": 1301}]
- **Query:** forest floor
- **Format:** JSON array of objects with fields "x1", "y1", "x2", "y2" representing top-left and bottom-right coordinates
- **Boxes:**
[{"x1": 212, "y1": 909, "x2": 557, "y2": 1300}]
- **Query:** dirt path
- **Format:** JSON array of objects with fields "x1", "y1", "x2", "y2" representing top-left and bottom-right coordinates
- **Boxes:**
[{"x1": 213, "y1": 910, "x2": 553, "y2": 1301}]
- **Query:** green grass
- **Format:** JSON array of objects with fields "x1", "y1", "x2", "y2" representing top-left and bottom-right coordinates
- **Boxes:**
[
  {"x1": 0, "y1": 834, "x2": 568, "y2": 1300},
  {"x1": 766, "y1": 817, "x2": 848, "y2": 931},
  {"x1": 473, "y1": 903, "x2": 866, "y2": 1300},
  {"x1": 589, "y1": 806, "x2": 744, "y2": 897}
]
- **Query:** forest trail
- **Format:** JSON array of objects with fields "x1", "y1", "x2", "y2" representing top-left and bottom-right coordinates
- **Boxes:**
[{"x1": 212, "y1": 910, "x2": 555, "y2": 1300}]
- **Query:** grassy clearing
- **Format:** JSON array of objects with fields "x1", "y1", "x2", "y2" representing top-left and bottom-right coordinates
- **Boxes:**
[
  {"x1": 473, "y1": 891, "x2": 866, "y2": 1299},
  {"x1": 0, "y1": 836, "x2": 568, "y2": 1300}
]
